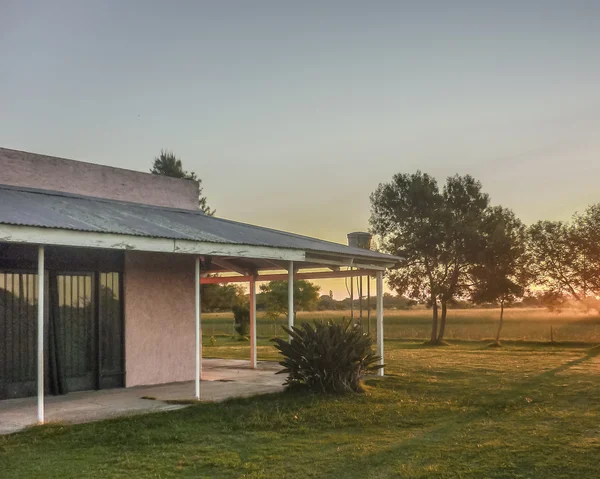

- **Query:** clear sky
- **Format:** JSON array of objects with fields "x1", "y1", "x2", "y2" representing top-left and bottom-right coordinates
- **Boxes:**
[{"x1": 1, "y1": 1, "x2": 599, "y2": 299}]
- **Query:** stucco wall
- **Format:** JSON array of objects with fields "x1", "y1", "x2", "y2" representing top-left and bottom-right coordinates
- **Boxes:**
[
  {"x1": 0, "y1": 147, "x2": 199, "y2": 210},
  {"x1": 124, "y1": 250, "x2": 196, "y2": 387}
]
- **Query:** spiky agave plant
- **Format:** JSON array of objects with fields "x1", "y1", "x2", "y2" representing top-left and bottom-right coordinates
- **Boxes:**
[{"x1": 272, "y1": 319, "x2": 383, "y2": 393}]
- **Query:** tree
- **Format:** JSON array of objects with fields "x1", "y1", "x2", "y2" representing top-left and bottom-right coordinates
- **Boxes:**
[
  {"x1": 317, "y1": 294, "x2": 337, "y2": 311},
  {"x1": 527, "y1": 221, "x2": 579, "y2": 299},
  {"x1": 259, "y1": 280, "x2": 320, "y2": 319},
  {"x1": 527, "y1": 204, "x2": 600, "y2": 309},
  {"x1": 382, "y1": 293, "x2": 416, "y2": 310},
  {"x1": 150, "y1": 149, "x2": 215, "y2": 215},
  {"x1": 370, "y1": 172, "x2": 446, "y2": 343},
  {"x1": 369, "y1": 171, "x2": 489, "y2": 344},
  {"x1": 437, "y1": 174, "x2": 490, "y2": 340},
  {"x1": 571, "y1": 204, "x2": 600, "y2": 299},
  {"x1": 200, "y1": 283, "x2": 245, "y2": 312},
  {"x1": 469, "y1": 206, "x2": 527, "y2": 344},
  {"x1": 537, "y1": 291, "x2": 570, "y2": 312}
]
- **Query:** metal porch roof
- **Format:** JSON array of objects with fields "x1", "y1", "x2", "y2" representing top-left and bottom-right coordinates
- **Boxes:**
[{"x1": 0, "y1": 185, "x2": 399, "y2": 264}]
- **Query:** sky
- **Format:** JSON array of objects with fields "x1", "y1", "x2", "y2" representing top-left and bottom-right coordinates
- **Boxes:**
[{"x1": 1, "y1": 1, "x2": 599, "y2": 299}]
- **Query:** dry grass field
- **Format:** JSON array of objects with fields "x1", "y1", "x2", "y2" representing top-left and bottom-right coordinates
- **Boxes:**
[{"x1": 202, "y1": 307, "x2": 600, "y2": 344}]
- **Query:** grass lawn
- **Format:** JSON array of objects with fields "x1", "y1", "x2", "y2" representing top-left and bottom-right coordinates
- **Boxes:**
[{"x1": 2, "y1": 340, "x2": 600, "y2": 478}]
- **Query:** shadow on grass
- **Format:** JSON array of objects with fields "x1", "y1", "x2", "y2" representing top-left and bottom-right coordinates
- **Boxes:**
[
  {"x1": 313, "y1": 345, "x2": 600, "y2": 477},
  {"x1": 531, "y1": 345, "x2": 600, "y2": 381},
  {"x1": 422, "y1": 340, "x2": 451, "y2": 347},
  {"x1": 385, "y1": 337, "x2": 598, "y2": 350}
]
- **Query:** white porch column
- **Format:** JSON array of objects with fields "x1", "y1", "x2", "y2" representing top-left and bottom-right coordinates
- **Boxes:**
[
  {"x1": 376, "y1": 270, "x2": 384, "y2": 377},
  {"x1": 288, "y1": 261, "x2": 294, "y2": 341},
  {"x1": 195, "y1": 257, "x2": 202, "y2": 399},
  {"x1": 37, "y1": 245, "x2": 45, "y2": 423},
  {"x1": 249, "y1": 275, "x2": 257, "y2": 369}
]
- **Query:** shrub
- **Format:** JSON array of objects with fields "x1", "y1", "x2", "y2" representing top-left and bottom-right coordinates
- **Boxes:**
[
  {"x1": 272, "y1": 319, "x2": 383, "y2": 393},
  {"x1": 232, "y1": 304, "x2": 250, "y2": 338}
]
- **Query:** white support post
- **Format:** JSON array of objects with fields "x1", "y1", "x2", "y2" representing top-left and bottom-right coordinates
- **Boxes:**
[
  {"x1": 376, "y1": 270, "x2": 384, "y2": 377},
  {"x1": 195, "y1": 257, "x2": 202, "y2": 399},
  {"x1": 37, "y1": 245, "x2": 45, "y2": 423},
  {"x1": 288, "y1": 261, "x2": 294, "y2": 341},
  {"x1": 249, "y1": 275, "x2": 257, "y2": 369}
]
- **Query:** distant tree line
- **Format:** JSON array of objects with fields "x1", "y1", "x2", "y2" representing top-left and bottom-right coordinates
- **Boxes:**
[
  {"x1": 317, "y1": 292, "x2": 416, "y2": 311},
  {"x1": 197, "y1": 283, "x2": 421, "y2": 314}
]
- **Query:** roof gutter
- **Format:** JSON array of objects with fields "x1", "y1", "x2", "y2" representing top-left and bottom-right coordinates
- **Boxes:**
[{"x1": 0, "y1": 224, "x2": 306, "y2": 262}]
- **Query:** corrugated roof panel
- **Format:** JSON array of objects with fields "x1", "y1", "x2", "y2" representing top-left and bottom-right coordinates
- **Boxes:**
[{"x1": 0, "y1": 185, "x2": 399, "y2": 263}]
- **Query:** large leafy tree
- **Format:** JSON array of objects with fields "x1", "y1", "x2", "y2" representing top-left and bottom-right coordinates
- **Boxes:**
[
  {"x1": 369, "y1": 172, "x2": 489, "y2": 344},
  {"x1": 469, "y1": 206, "x2": 527, "y2": 344},
  {"x1": 437, "y1": 175, "x2": 490, "y2": 340},
  {"x1": 150, "y1": 149, "x2": 214, "y2": 215},
  {"x1": 528, "y1": 204, "x2": 600, "y2": 307},
  {"x1": 527, "y1": 221, "x2": 579, "y2": 299},
  {"x1": 259, "y1": 280, "x2": 321, "y2": 320},
  {"x1": 571, "y1": 204, "x2": 600, "y2": 298},
  {"x1": 369, "y1": 172, "x2": 445, "y2": 343}
]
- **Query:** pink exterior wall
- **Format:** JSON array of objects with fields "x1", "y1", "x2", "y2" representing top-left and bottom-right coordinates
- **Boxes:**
[
  {"x1": 1, "y1": 148, "x2": 203, "y2": 387},
  {"x1": 0, "y1": 147, "x2": 199, "y2": 210},
  {"x1": 124, "y1": 251, "x2": 196, "y2": 387}
]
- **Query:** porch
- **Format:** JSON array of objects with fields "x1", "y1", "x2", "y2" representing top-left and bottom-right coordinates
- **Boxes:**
[
  {"x1": 0, "y1": 182, "x2": 398, "y2": 429},
  {"x1": 0, "y1": 359, "x2": 283, "y2": 435}
]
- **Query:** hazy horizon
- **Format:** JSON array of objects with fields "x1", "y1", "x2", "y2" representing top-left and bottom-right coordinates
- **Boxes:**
[{"x1": 2, "y1": 1, "x2": 599, "y2": 298}]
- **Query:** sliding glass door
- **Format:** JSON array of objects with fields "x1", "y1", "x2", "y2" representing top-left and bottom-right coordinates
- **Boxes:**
[
  {"x1": 0, "y1": 272, "x2": 38, "y2": 399},
  {"x1": 52, "y1": 273, "x2": 96, "y2": 393},
  {"x1": 0, "y1": 269, "x2": 124, "y2": 400}
]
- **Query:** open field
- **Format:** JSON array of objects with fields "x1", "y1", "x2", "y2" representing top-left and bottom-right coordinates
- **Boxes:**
[
  {"x1": 202, "y1": 307, "x2": 600, "y2": 344},
  {"x1": 2, "y1": 340, "x2": 600, "y2": 478}
]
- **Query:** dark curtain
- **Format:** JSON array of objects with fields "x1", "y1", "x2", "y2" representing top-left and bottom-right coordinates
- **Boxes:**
[{"x1": 48, "y1": 273, "x2": 67, "y2": 395}]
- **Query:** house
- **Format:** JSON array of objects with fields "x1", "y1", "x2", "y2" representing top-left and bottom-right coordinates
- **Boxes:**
[{"x1": 0, "y1": 147, "x2": 399, "y2": 423}]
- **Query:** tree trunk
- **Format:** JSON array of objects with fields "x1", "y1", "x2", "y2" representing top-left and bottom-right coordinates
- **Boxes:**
[
  {"x1": 495, "y1": 300, "x2": 504, "y2": 344},
  {"x1": 437, "y1": 299, "x2": 447, "y2": 343},
  {"x1": 430, "y1": 295, "x2": 438, "y2": 343}
]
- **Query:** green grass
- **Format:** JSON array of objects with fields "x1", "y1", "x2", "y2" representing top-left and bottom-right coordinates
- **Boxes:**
[{"x1": 2, "y1": 340, "x2": 600, "y2": 478}]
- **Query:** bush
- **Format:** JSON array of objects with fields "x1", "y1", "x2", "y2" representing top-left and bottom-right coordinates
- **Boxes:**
[
  {"x1": 272, "y1": 319, "x2": 383, "y2": 393},
  {"x1": 232, "y1": 304, "x2": 250, "y2": 338}
]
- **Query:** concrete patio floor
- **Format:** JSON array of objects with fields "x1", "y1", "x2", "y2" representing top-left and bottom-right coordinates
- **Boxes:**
[{"x1": 0, "y1": 359, "x2": 284, "y2": 435}]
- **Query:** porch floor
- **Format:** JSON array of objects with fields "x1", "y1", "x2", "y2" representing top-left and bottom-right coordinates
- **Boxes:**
[{"x1": 0, "y1": 359, "x2": 284, "y2": 435}]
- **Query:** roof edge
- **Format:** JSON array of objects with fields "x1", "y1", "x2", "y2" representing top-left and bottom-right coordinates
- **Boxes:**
[
  {"x1": 0, "y1": 147, "x2": 198, "y2": 186},
  {"x1": 0, "y1": 184, "x2": 399, "y2": 261}
]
